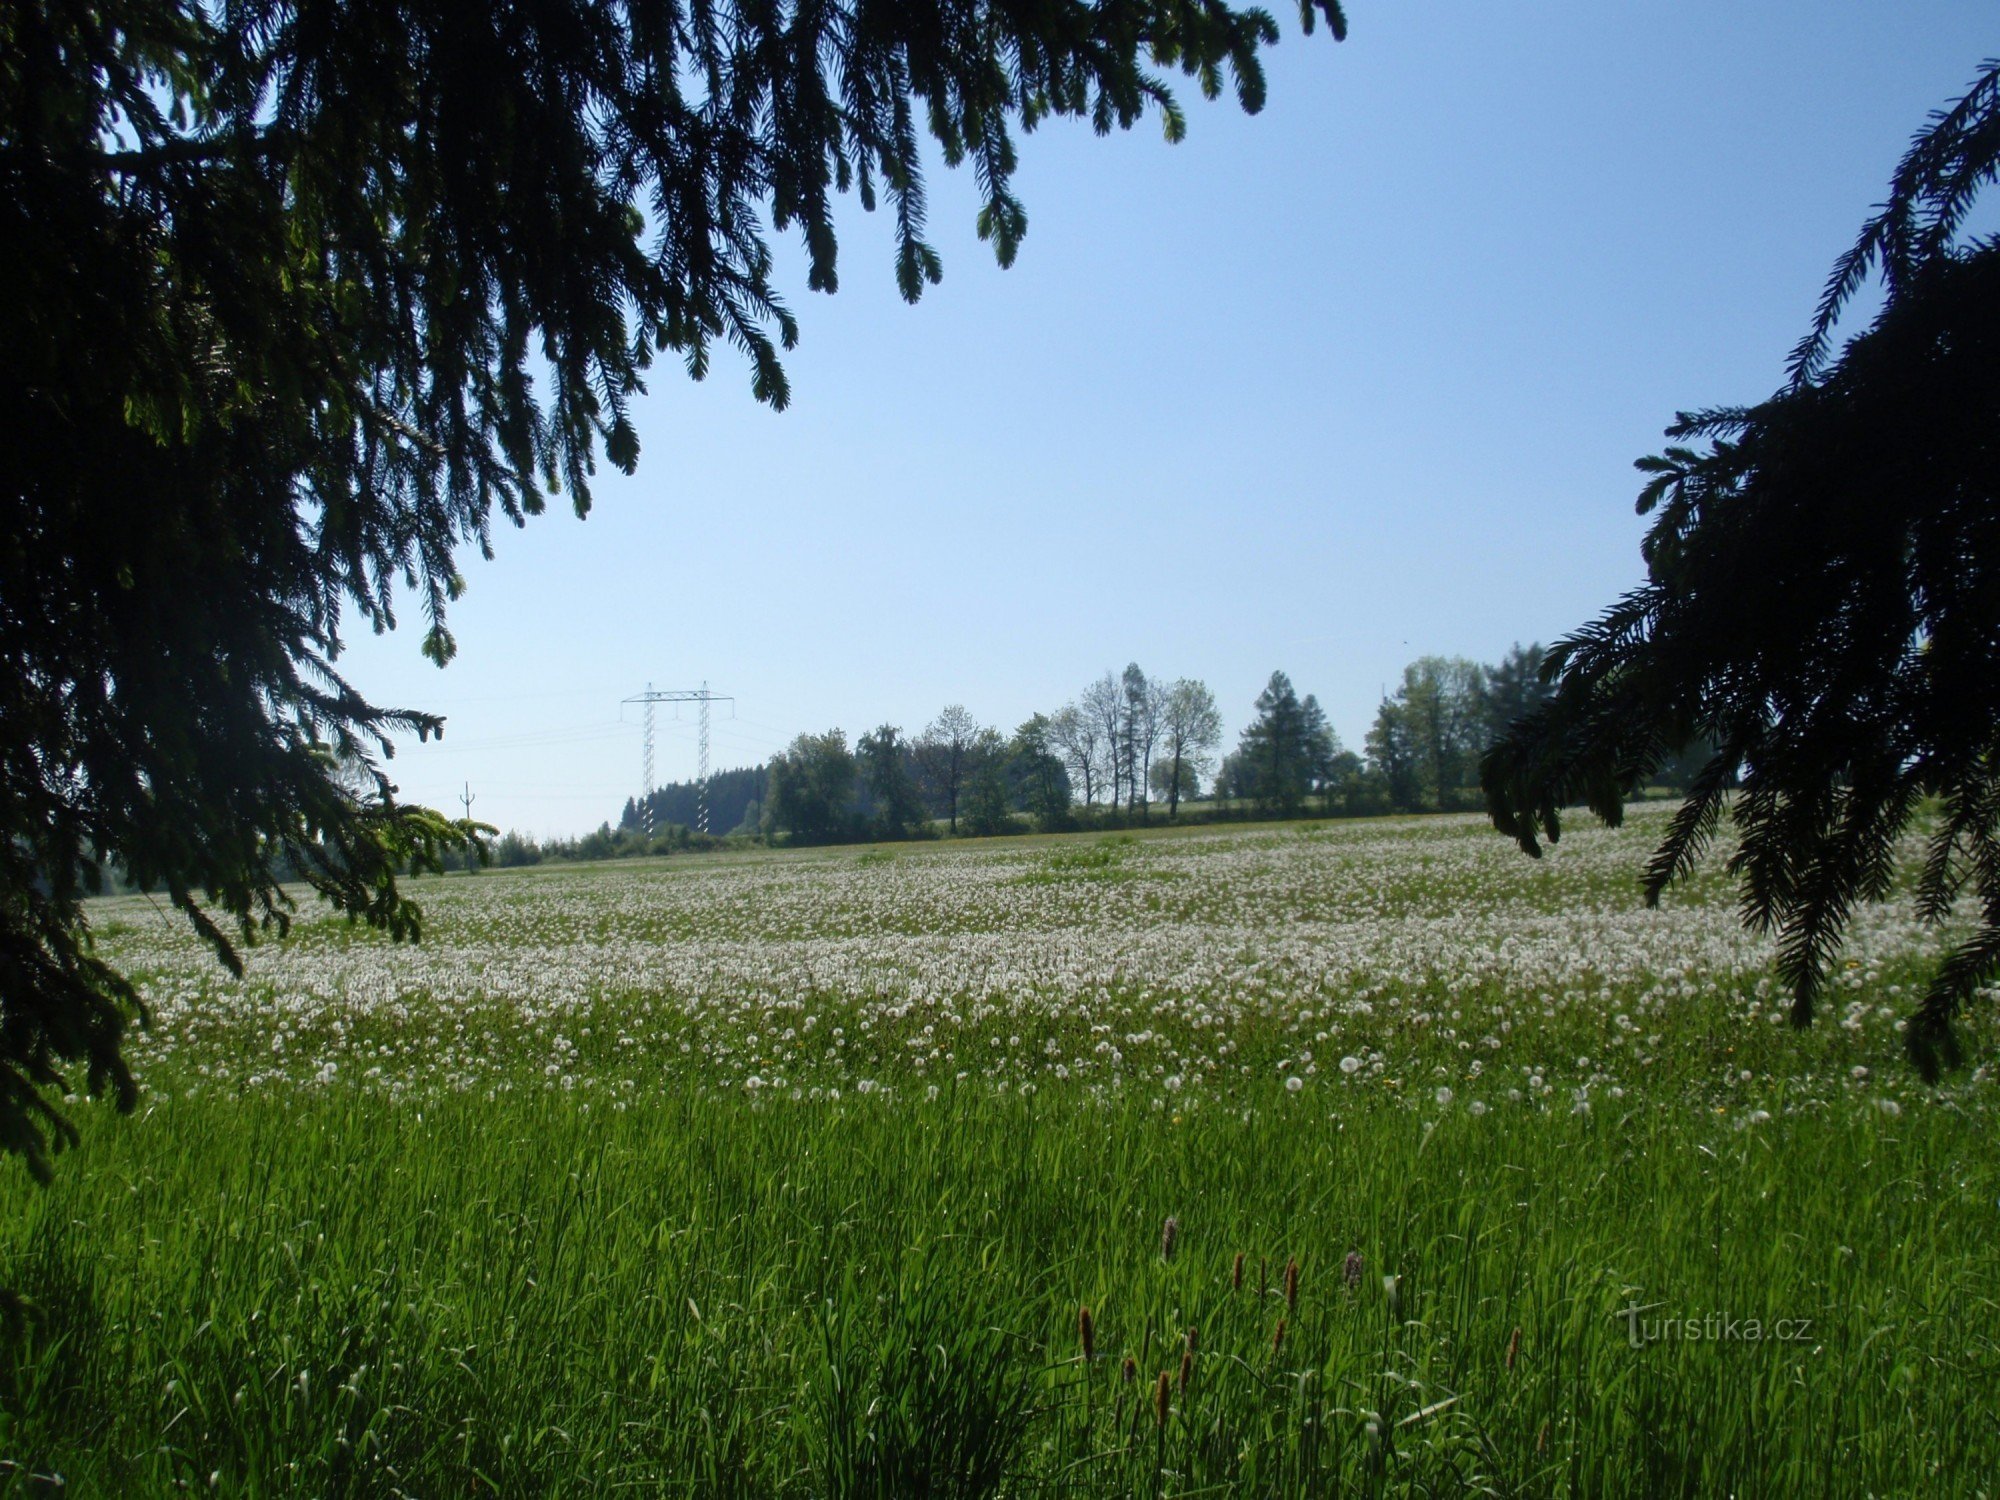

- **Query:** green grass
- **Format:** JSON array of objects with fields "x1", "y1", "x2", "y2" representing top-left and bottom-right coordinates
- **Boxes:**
[{"x1": 3, "y1": 812, "x2": 1997, "y2": 1495}]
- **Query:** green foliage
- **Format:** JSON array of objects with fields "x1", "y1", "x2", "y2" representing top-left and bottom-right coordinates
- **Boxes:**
[
  {"x1": 1047, "y1": 704, "x2": 1105, "y2": 809},
  {"x1": 960, "y1": 737, "x2": 1017, "y2": 838},
  {"x1": 858, "y1": 725, "x2": 927, "y2": 841},
  {"x1": 768, "y1": 731, "x2": 860, "y2": 844},
  {"x1": 625, "y1": 767, "x2": 770, "y2": 841},
  {"x1": 493, "y1": 831, "x2": 544, "y2": 868},
  {"x1": 1158, "y1": 677, "x2": 1222, "y2": 819},
  {"x1": 1121, "y1": 663, "x2": 1162, "y2": 817},
  {"x1": 916, "y1": 706, "x2": 984, "y2": 833},
  {"x1": 1482, "y1": 643, "x2": 1553, "y2": 741},
  {"x1": 0, "y1": 0, "x2": 1342, "y2": 1177},
  {"x1": 1008, "y1": 716, "x2": 1074, "y2": 832},
  {"x1": 1366, "y1": 657, "x2": 1489, "y2": 814},
  {"x1": 1149, "y1": 755, "x2": 1202, "y2": 807},
  {"x1": 1482, "y1": 62, "x2": 2000, "y2": 1075},
  {"x1": 1231, "y1": 671, "x2": 1340, "y2": 816}
]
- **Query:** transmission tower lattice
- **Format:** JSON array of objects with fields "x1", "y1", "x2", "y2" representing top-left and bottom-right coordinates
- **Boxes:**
[{"x1": 623, "y1": 683, "x2": 734, "y2": 835}]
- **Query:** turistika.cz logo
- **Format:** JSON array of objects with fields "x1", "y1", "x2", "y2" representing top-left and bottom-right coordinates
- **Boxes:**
[{"x1": 1616, "y1": 1302, "x2": 1814, "y2": 1349}]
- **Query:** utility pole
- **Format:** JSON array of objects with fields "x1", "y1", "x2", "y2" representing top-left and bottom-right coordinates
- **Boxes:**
[
  {"x1": 622, "y1": 684, "x2": 734, "y2": 836},
  {"x1": 460, "y1": 781, "x2": 475, "y2": 821}
]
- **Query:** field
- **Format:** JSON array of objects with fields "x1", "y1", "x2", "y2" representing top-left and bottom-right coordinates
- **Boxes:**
[{"x1": 3, "y1": 810, "x2": 1997, "y2": 1496}]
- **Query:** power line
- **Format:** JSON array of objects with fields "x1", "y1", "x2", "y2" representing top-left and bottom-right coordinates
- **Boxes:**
[{"x1": 621, "y1": 683, "x2": 735, "y2": 835}]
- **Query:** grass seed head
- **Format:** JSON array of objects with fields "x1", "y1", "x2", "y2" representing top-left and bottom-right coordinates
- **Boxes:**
[
  {"x1": 1343, "y1": 1250, "x2": 1364, "y2": 1289},
  {"x1": 1179, "y1": 1346, "x2": 1193, "y2": 1391},
  {"x1": 1154, "y1": 1369, "x2": 1172, "y2": 1426},
  {"x1": 1122, "y1": 1354, "x2": 1137, "y2": 1385},
  {"x1": 1161, "y1": 1215, "x2": 1179, "y2": 1262},
  {"x1": 1079, "y1": 1305, "x2": 1096, "y2": 1363},
  {"x1": 1185, "y1": 1324, "x2": 1198, "y2": 1355},
  {"x1": 1506, "y1": 1325, "x2": 1521, "y2": 1371},
  {"x1": 1273, "y1": 1316, "x2": 1286, "y2": 1355},
  {"x1": 1284, "y1": 1255, "x2": 1299, "y2": 1311},
  {"x1": 1232, "y1": 1251, "x2": 1244, "y2": 1290}
]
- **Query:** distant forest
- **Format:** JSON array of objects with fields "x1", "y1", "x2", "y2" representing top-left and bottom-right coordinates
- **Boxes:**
[
  {"x1": 620, "y1": 766, "x2": 768, "y2": 840},
  {"x1": 468, "y1": 644, "x2": 1720, "y2": 867}
]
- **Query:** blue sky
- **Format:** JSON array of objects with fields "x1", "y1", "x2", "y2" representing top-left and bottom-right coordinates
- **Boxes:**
[{"x1": 337, "y1": 1, "x2": 1996, "y2": 836}]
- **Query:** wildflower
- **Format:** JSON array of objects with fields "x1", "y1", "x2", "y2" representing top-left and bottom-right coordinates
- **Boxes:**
[
  {"x1": 1339, "y1": 1055, "x2": 1361, "y2": 1075},
  {"x1": 1285, "y1": 1075, "x2": 1303, "y2": 1092},
  {"x1": 1342, "y1": 1250, "x2": 1364, "y2": 1289},
  {"x1": 1161, "y1": 1215, "x2": 1179, "y2": 1262},
  {"x1": 1079, "y1": 1305, "x2": 1095, "y2": 1364}
]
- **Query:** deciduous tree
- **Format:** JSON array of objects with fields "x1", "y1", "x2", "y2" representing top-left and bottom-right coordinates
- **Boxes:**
[
  {"x1": 1009, "y1": 716, "x2": 1073, "y2": 832},
  {"x1": 1367, "y1": 657, "x2": 1487, "y2": 812},
  {"x1": 960, "y1": 730, "x2": 1016, "y2": 837},
  {"x1": 1158, "y1": 679, "x2": 1223, "y2": 818},
  {"x1": 1047, "y1": 705, "x2": 1103, "y2": 808},
  {"x1": 1081, "y1": 673, "x2": 1126, "y2": 810},
  {"x1": 915, "y1": 706, "x2": 982, "y2": 833},
  {"x1": 858, "y1": 725, "x2": 925, "y2": 841},
  {"x1": 766, "y1": 732, "x2": 857, "y2": 844}
]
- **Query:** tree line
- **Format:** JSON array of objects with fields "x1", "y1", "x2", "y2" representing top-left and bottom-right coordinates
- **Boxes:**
[{"x1": 448, "y1": 644, "x2": 1713, "y2": 860}]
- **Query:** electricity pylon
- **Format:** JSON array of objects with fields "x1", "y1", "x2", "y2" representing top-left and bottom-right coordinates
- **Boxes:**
[{"x1": 623, "y1": 683, "x2": 734, "y2": 835}]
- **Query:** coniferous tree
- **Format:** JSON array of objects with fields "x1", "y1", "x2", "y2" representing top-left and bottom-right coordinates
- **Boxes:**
[
  {"x1": 0, "y1": 0, "x2": 1344, "y2": 1174},
  {"x1": 1364, "y1": 697, "x2": 1421, "y2": 813},
  {"x1": 1237, "y1": 671, "x2": 1320, "y2": 816},
  {"x1": 1482, "y1": 62, "x2": 2000, "y2": 1075},
  {"x1": 1483, "y1": 643, "x2": 1553, "y2": 740},
  {"x1": 1121, "y1": 664, "x2": 1162, "y2": 819}
]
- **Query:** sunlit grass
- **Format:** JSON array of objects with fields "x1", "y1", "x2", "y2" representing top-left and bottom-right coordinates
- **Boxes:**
[{"x1": 3, "y1": 812, "x2": 1996, "y2": 1494}]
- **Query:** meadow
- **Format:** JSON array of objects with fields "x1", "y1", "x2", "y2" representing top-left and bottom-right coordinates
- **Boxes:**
[{"x1": 2, "y1": 810, "x2": 1996, "y2": 1496}]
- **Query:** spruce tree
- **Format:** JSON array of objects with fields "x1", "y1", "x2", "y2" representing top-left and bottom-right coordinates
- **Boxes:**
[
  {"x1": 1, "y1": 0, "x2": 1345, "y2": 1173},
  {"x1": 1482, "y1": 62, "x2": 2000, "y2": 1076}
]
